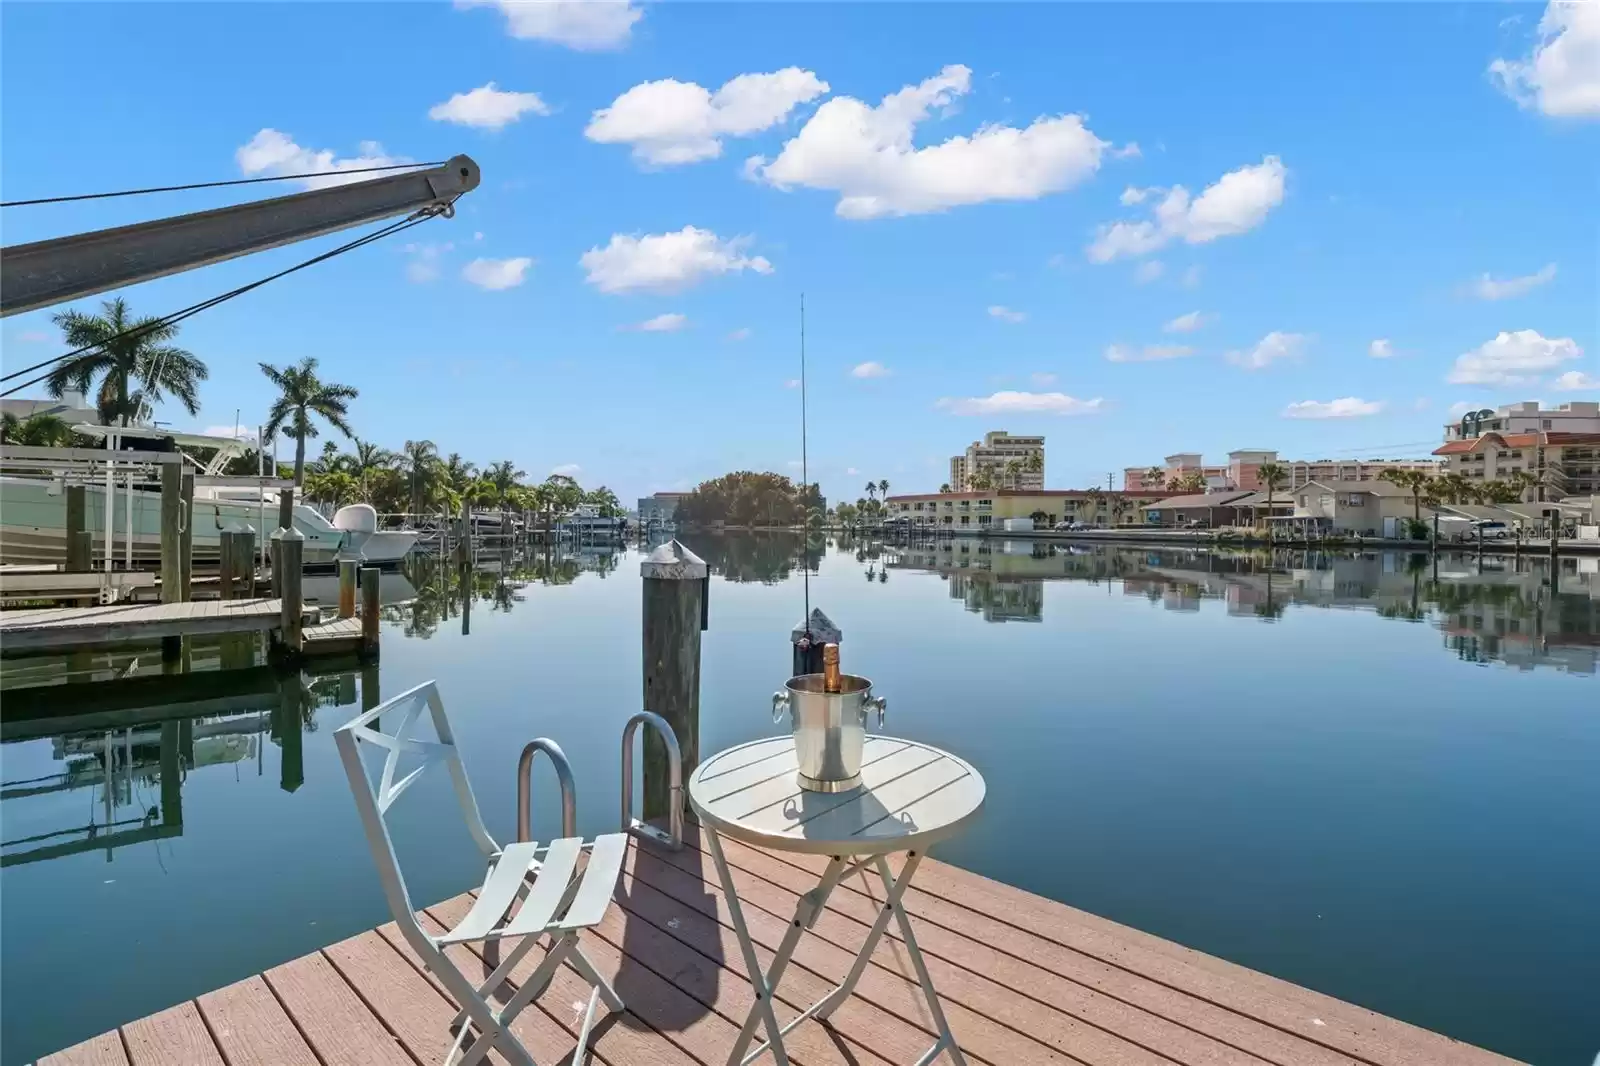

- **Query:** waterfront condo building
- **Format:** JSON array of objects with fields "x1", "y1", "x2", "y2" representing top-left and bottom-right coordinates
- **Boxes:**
[
  {"x1": 1124, "y1": 450, "x2": 1438, "y2": 493},
  {"x1": 950, "y1": 431, "x2": 1045, "y2": 490},
  {"x1": 887, "y1": 488, "x2": 1164, "y2": 530},
  {"x1": 1432, "y1": 401, "x2": 1600, "y2": 500}
]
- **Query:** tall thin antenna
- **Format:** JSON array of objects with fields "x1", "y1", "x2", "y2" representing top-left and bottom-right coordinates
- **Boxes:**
[{"x1": 800, "y1": 293, "x2": 811, "y2": 629}]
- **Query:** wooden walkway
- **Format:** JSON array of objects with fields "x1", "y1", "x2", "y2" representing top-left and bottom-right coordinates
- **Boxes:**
[
  {"x1": 40, "y1": 828, "x2": 1521, "y2": 1066},
  {"x1": 0, "y1": 598, "x2": 285, "y2": 653}
]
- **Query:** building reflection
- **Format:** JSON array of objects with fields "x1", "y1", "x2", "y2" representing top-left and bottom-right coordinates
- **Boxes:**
[{"x1": 885, "y1": 541, "x2": 1599, "y2": 674}]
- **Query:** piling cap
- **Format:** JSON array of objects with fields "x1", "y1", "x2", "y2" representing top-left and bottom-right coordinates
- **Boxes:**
[
  {"x1": 792, "y1": 607, "x2": 841, "y2": 645},
  {"x1": 641, "y1": 539, "x2": 707, "y2": 580}
]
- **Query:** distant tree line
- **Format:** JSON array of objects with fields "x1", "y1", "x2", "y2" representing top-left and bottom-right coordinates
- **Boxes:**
[{"x1": 675, "y1": 472, "x2": 823, "y2": 528}]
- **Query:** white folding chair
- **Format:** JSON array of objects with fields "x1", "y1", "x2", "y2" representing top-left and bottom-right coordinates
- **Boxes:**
[{"x1": 336, "y1": 681, "x2": 626, "y2": 1066}]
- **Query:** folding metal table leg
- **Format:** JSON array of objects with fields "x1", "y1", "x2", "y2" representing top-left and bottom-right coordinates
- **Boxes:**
[
  {"x1": 707, "y1": 826, "x2": 800, "y2": 1066},
  {"x1": 874, "y1": 856, "x2": 968, "y2": 1066},
  {"x1": 814, "y1": 851, "x2": 923, "y2": 1020}
]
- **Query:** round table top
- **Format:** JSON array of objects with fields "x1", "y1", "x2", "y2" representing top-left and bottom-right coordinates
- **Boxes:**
[{"x1": 688, "y1": 736, "x2": 985, "y2": 857}]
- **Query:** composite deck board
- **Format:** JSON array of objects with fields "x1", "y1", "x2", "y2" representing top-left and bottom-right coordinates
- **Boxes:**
[
  {"x1": 0, "y1": 597, "x2": 283, "y2": 651},
  {"x1": 194, "y1": 976, "x2": 320, "y2": 1066},
  {"x1": 43, "y1": 838, "x2": 1525, "y2": 1066}
]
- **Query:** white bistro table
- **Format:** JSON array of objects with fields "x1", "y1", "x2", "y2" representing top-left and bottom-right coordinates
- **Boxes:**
[{"x1": 688, "y1": 735, "x2": 985, "y2": 1066}]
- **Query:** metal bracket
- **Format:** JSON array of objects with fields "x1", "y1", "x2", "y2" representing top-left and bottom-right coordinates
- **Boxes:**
[
  {"x1": 621, "y1": 710, "x2": 683, "y2": 850},
  {"x1": 516, "y1": 738, "x2": 576, "y2": 843}
]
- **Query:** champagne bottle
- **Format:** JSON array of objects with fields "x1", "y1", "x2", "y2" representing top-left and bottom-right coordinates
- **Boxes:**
[{"x1": 822, "y1": 643, "x2": 842, "y2": 693}]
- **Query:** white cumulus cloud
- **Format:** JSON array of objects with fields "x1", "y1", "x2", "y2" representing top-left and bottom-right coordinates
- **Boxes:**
[
  {"x1": 1553, "y1": 369, "x2": 1600, "y2": 390},
  {"x1": 1163, "y1": 311, "x2": 1215, "y2": 333},
  {"x1": 429, "y1": 83, "x2": 550, "y2": 129},
  {"x1": 1087, "y1": 156, "x2": 1287, "y2": 262},
  {"x1": 457, "y1": 0, "x2": 641, "y2": 50},
  {"x1": 462, "y1": 256, "x2": 533, "y2": 290},
  {"x1": 1469, "y1": 263, "x2": 1558, "y2": 300},
  {"x1": 550, "y1": 463, "x2": 582, "y2": 476},
  {"x1": 626, "y1": 312, "x2": 688, "y2": 333},
  {"x1": 1225, "y1": 331, "x2": 1306, "y2": 370},
  {"x1": 1490, "y1": 1, "x2": 1600, "y2": 117},
  {"x1": 580, "y1": 226, "x2": 772, "y2": 294},
  {"x1": 936, "y1": 391, "x2": 1104, "y2": 416},
  {"x1": 748, "y1": 64, "x2": 1109, "y2": 219},
  {"x1": 1369, "y1": 338, "x2": 1396, "y2": 358},
  {"x1": 850, "y1": 361, "x2": 891, "y2": 379},
  {"x1": 1283, "y1": 397, "x2": 1384, "y2": 419},
  {"x1": 988, "y1": 305, "x2": 1026, "y2": 324},
  {"x1": 235, "y1": 129, "x2": 410, "y2": 189},
  {"x1": 1448, "y1": 329, "x2": 1583, "y2": 385},
  {"x1": 586, "y1": 68, "x2": 828, "y2": 166},
  {"x1": 1104, "y1": 343, "x2": 1194, "y2": 363}
]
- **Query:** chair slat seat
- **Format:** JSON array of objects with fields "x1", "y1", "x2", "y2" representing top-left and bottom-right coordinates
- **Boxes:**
[
  {"x1": 556, "y1": 833, "x2": 627, "y2": 932},
  {"x1": 501, "y1": 837, "x2": 585, "y2": 939}
]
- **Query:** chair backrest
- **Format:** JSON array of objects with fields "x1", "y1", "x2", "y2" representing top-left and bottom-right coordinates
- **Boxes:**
[{"x1": 334, "y1": 681, "x2": 500, "y2": 934}]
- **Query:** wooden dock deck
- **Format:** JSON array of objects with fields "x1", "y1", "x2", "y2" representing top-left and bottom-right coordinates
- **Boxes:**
[
  {"x1": 1, "y1": 598, "x2": 372, "y2": 657},
  {"x1": 39, "y1": 828, "x2": 1520, "y2": 1066}
]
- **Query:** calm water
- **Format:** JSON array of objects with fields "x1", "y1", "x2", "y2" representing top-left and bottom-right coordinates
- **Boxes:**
[{"x1": 2, "y1": 536, "x2": 1597, "y2": 1065}]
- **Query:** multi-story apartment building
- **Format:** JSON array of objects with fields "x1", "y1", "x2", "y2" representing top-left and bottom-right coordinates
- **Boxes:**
[
  {"x1": 1124, "y1": 450, "x2": 1437, "y2": 492},
  {"x1": 1432, "y1": 401, "x2": 1600, "y2": 500},
  {"x1": 886, "y1": 489, "x2": 1164, "y2": 530},
  {"x1": 950, "y1": 431, "x2": 1045, "y2": 490}
]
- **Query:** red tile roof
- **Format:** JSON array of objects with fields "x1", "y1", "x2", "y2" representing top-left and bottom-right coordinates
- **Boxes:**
[{"x1": 1434, "y1": 431, "x2": 1600, "y2": 456}]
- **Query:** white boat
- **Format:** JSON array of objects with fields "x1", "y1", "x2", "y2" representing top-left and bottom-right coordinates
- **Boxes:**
[{"x1": 0, "y1": 425, "x2": 418, "y2": 568}]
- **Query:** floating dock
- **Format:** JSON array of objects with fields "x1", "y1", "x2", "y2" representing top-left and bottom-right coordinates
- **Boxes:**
[
  {"x1": 0, "y1": 597, "x2": 373, "y2": 657},
  {"x1": 40, "y1": 830, "x2": 1519, "y2": 1066}
]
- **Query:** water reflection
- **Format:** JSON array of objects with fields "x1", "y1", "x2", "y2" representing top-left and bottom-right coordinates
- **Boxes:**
[{"x1": 885, "y1": 541, "x2": 1600, "y2": 673}]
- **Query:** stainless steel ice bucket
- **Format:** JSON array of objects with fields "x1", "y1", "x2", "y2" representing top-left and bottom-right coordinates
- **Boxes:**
[{"x1": 771, "y1": 673, "x2": 887, "y2": 793}]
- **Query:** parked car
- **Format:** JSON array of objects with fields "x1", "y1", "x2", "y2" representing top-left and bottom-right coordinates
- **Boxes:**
[
  {"x1": 1052, "y1": 520, "x2": 1086, "y2": 531},
  {"x1": 1473, "y1": 521, "x2": 1514, "y2": 540},
  {"x1": 1182, "y1": 519, "x2": 1209, "y2": 529}
]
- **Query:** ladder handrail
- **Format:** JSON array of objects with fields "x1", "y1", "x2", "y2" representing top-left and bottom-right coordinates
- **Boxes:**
[
  {"x1": 620, "y1": 711, "x2": 683, "y2": 850},
  {"x1": 516, "y1": 738, "x2": 577, "y2": 843}
]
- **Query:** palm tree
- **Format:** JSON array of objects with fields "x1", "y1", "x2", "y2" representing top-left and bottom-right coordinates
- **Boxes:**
[
  {"x1": 1003, "y1": 459, "x2": 1022, "y2": 490},
  {"x1": 400, "y1": 439, "x2": 441, "y2": 514},
  {"x1": 1257, "y1": 461, "x2": 1287, "y2": 542},
  {"x1": 1082, "y1": 487, "x2": 1105, "y2": 526},
  {"x1": 1025, "y1": 451, "x2": 1043, "y2": 482},
  {"x1": 1111, "y1": 497, "x2": 1131, "y2": 527},
  {"x1": 878, "y1": 478, "x2": 889, "y2": 502},
  {"x1": 344, "y1": 439, "x2": 397, "y2": 494},
  {"x1": 1146, "y1": 465, "x2": 1165, "y2": 490},
  {"x1": 260, "y1": 357, "x2": 358, "y2": 486},
  {"x1": 1, "y1": 412, "x2": 79, "y2": 447},
  {"x1": 47, "y1": 297, "x2": 208, "y2": 426},
  {"x1": 1379, "y1": 467, "x2": 1435, "y2": 528},
  {"x1": 864, "y1": 481, "x2": 877, "y2": 505},
  {"x1": 484, "y1": 460, "x2": 525, "y2": 510}
]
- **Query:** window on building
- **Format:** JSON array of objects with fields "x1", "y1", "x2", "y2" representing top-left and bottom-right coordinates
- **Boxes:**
[
  {"x1": 978, "y1": 515, "x2": 992, "y2": 526},
  {"x1": 960, "y1": 515, "x2": 970, "y2": 526},
  {"x1": 1542, "y1": 419, "x2": 1552, "y2": 429},
  {"x1": 1345, "y1": 494, "x2": 1364, "y2": 506}
]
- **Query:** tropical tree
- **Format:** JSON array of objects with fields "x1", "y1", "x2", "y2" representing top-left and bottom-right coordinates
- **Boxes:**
[
  {"x1": 836, "y1": 501, "x2": 858, "y2": 527},
  {"x1": 0, "y1": 412, "x2": 80, "y2": 447},
  {"x1": 584, "y1": 485, "x2": 622, "y2": 517},
  {"x1": 441, "y1": 453, "x2": 477, "y2": 499},
  {"x1": 1025, "y1": 451, "x2": 1043, "y2": 480},
  {"x1": 939, "y1": 482, "x2": 952, "y2": 494},
  {"x1": 400, "y1": 439, "x2": 441, "y2": 514},
  {"x1": 1110, "y1": 497, "x2": 1131, "y2": 527},
  {"x1": 1003, "y1": 459, "x2": 1022, "y2": 490},
  {"x1": 46, "y1": 297, "x2": 208, "y2": 426},
  {"x1": 302, "y1": 469, "x2": 360, "y2": 510},
  {"x1": 864, "y1": 481, "x2": 877, "y2": 505},
  {"x1": 1082, "y1": 487, "x2": 1105, "y2": 526},
  {"x1": 1379, "y1": 467, "x2": 1435, "y2": 526},
  {"x1": 1503, "y1": 470, "x2": 1541, "y2": 503},
  {"x1": 1146, "y1": 465, "x2": 1165, "y2": 489},
  {"x1": 483, "y1": 460, "x2": 525, "y2": 510},
  {"x1": 343, "y1": 439, "x2": 397, "y2": 493},
  {"x1": 1257, "y1": 461, "x2": 1287, "y2": 541},
  {"x1": 878, "y1": 478, "x2": 889, "y2": 501},
  {"x1": 260, "y1": 357, "x2": 357, "y2": 487}
]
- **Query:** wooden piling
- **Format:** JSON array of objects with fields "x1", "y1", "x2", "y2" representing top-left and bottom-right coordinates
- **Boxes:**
[
  {"x1": 791, "y1": 608, "x2": 840, "y2": 678},
  {"x1": 239, "y1": 527, "x2": 256, "y2": 598},
  {"x1": 218, "y1": 526, "x2": 242, "y2": 601},
  {"x1": 160, "y1": 463, "x2": 183, "y2": 661},
  {"x1": 65, "y1": 485, "x2": 91, "y2": 572},
  {"x1": 360, "y1": 565, "x2": 380, "y2": 654},
  {"x1": 178, "y1": 470, "x2": 194, "y2": 601},
  {"x1": 277, "y1": 528, "x2": 305, "y2": 654},
  {"x1": 338, "y1": 558, "x2": 358, "y2": 619},
  {"x1": 277, "y1": 487, "x2": 294, "y2": 535},
  {"x1": 641, "y1": 540, "x2": 706, "y2": 823}
]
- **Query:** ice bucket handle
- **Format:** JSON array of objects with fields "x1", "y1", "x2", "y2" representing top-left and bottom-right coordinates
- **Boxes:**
[
  {"x1": 864, "y1": 694, "x2": 886, "y2": 730},
  {"x1": 772, "y1": 689, "x2": 791, "y2": 725}
]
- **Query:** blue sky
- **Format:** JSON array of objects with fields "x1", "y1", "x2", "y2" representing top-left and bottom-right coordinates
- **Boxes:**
[{"x1": 2, "y1": 1, "x2": 1595, "y2": 503}]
